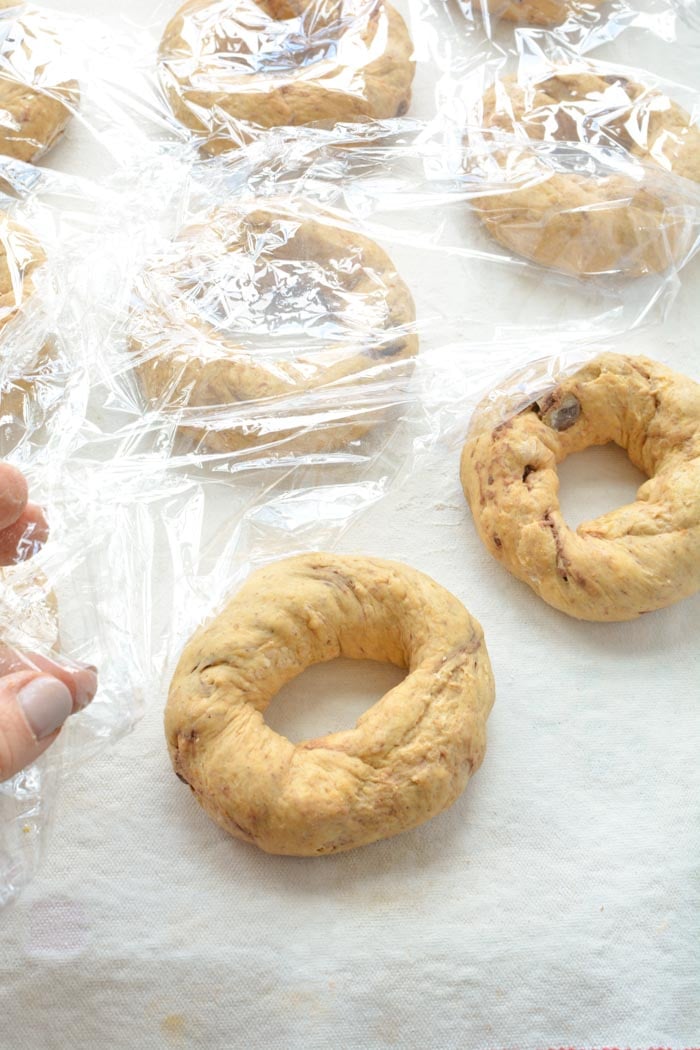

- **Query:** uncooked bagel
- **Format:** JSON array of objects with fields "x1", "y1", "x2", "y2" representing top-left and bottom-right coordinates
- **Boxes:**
[
  {"x1": 131, "y1": 202, "x2": 418, "y2": 454},
  {"x1": 472, "y1": 69, "x2": 700, "y2": 277},
  {"x1": 166, "y1": 553, "x2": 495, "y2": 855},
  {"x1": 158, "y1": 0, "x2": 415, "y2": 151},
  {"x1": 460, "y1": 353, "x2": 700, "y2": 622},
  {"x1": 0, "y1": 1, "x2": 78, "y2": 163}
]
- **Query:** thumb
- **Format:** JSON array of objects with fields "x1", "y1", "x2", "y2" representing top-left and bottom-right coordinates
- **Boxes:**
[{"x1": 0, "y1": 669, "x2": 93, "y2": 782}]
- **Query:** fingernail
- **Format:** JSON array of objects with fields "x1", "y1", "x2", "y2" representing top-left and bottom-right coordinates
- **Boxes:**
[
  {"x1": 72, "y1": 668, "x2": 98, "y2": 712},
  {"x1": 18, "y1": 677, "x2": 73, "y2": 740}
]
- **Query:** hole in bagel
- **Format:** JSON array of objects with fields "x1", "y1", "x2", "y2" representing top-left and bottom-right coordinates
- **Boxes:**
[
  {"x1": 194, "y1": 0, "x2": 359, "y2": 78},
  {"x1": 165, "y1": 216, "x2": 397, "y2": 354},
  {"x1": 263, "y1": 657, "x2": 406, "y2": 743},
  {"x1": 557, "y1": 442, "x2": 647, "y2": 530}
]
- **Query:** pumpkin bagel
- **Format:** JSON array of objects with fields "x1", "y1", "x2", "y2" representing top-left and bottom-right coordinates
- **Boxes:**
[
  {"x1": 472, "y1": 69, "x2": 700, "y2": 277},
  {"x1": 131, "y1": 202, "x2": 418, "y2": 454},
  {"x1": 158, "y1": 0, "x2": 415, "y2": 151},
  {"x1": 166, "y1": 553, "x2": 495, "y2": 855},
  {"x1": 461, "y1": 353, "x2": 700, "y2": 622}
]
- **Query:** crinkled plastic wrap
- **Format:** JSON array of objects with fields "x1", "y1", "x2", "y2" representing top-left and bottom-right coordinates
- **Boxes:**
[
  {"x1": 157, "y1": 0, "x2": 417, "y2": 151},
  {"x1": 2, "y1": 0, "x2": 693, "y2": 167},
  {"x1": 457, "y1": 56, "x2": 700, "y2": 281},
  {"x1": 0, "y1": 1, "x2": 196, "y2": 177},
  {"x1": 77, "y1": 0, "x2": 700, "y2": 164},
  {"x1": 134, "y1": 339, "x2": 601, "y2": 712},
  {"x1": 0, "y1": 161, "x2": 150, "y2": 906},
  {"x1": 83, "y1": 118, "x2": 700, "y2": 485},
  {"x1": 451, "y1": 0, "x2": 700, "y2": 67},
  {"x1": 0, "y1": 0, "x2": 79, "y2": 164},
  {"x1": 108, "y1": 0, "x2": 482, "y2": 150},
  {"x1": 127, "y1": 194, "x2": 420, "y2": 460}
]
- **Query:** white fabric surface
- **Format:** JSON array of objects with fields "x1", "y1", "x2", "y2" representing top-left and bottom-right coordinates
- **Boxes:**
[{"x1": 1, "y1": 1, "x2": 700, "y2": 1047}]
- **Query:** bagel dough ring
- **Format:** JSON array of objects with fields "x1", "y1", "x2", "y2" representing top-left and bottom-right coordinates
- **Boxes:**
[
  {"x1": 166, "y1": 553, "x2": 495, "y2": 855},
  {"x1": 158, "y1": 0, "x2": 415, "y2": 151},
  {"x1": 472, "y1": 70, "x2": 700, "y2": 277},
  {"x1": 0, "y1": 1, "x2": 78, "y2": 163},
  {"x1": 131, "y1": 203, "x2": 418, "y2": 454},
  {"x1": 460, "y1": 353, "x2": 700, "y2": 622},
  {"x1": 471, "y1": 0, "x2": 604, "y2": 28}
]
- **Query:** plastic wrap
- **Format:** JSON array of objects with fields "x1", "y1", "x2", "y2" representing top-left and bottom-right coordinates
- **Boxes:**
[
  {"x1": 0, "y1": 1, "x2": 199, "y2": 178},
  {"x1": 450, "y1": 0, "x2": 700, "y2": 70},
  {"x1": 77, "y1": 119, "x2": 699, "y2": 491},
  {"x1": 456, "y1": 57, "x2": 700, "y2": 280},
  {"x1": 148, "y1": 0, "x2": 495, "y2": 149},
  {"x1": 128, "y1": 194, "x2": 419, "y2": 459},
  {"x1": 26, "y1": 0, "x2": 691, "y2": 169},
  {"x1": 0, "y1": 159, "x2": 151, "y2": 905},
  {"x1": 156, "y1": 0, "x2": 416, "y2": 150},
  {"x1": 122, "y1": 0, "x2": 700, "y2": 148},
  {"x1": 0, "y1": 464, "x2": 155, "y2": 905},
  {"x1": 2, "y1": 0, "x2": 696, "y2": 172},
  {"x1": 85, "y1": 0, "x2": 486, "y2": 152},
  {"x1": 128, "y1": 338, "x2": 590, "y2": 726},
  {"x1": 0, "y1": 0, "x2": 79, "y2": 163}
]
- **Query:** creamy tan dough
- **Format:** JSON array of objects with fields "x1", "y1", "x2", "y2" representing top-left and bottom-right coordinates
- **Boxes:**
[
  {"x1": 471, "y1": 0, "x2": 604, "y2": 27},
  {"x1": 0, "y1": 1, "x2": 77, "y2": 163},
  {"x1": 472, "y1": 70, "x2": 700, "y2": 277},
  {"x1": 461, "y1": 353, "x2": 700, "y2": 622},
  {"x1": 166, "y1": 553, "x2": 495, "y2": 855},
  {"x1": 132, "y1": 203, "x2": 418, "y2": 454},
  {"x1": 158, "y1": 0, "x2": 415, "y2": 151}
]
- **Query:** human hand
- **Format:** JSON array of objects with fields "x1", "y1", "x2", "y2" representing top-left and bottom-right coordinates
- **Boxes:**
[{"x1": 0, "y1": 463, "x2": 98, "y2": 781}]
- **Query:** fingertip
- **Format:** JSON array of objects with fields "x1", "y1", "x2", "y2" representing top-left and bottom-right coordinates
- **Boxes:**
[
  {"x1": 11, "y1": 652, "x2": 99, "y2": 712},
  {"x1": 70, "y1": 667, "x2": 98, "y2": 712},
  {"x1": 0, "y1": 671, "x2": 71, "y2": 781},
  {"x1": 0, "y1": 463, "x2": 28, "y2": 530},
  {"x1": 22, "y1": 502, "x2": 49, "y2": 549},
  {"x1": 18, "y1": 675, "x2": 73, "y2": 741}
]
